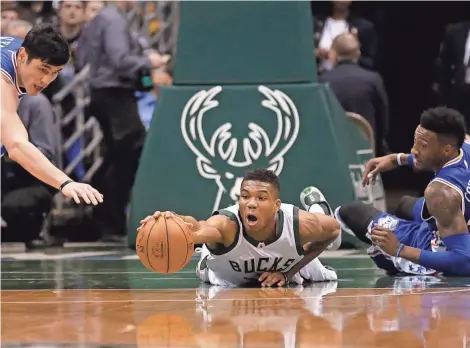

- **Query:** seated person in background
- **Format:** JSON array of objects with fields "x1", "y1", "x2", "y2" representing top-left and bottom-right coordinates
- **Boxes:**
[
  {"x1": 3, "y1": 19, "x2": 33, "y2": 39},
  {"x1": 335, "y1": 107, "x2": 470, "y2": 277},
  {"x1": 1, "y1": 6, "x2": 20, "y2": 34},
  {"x1": 2, "y1": 94, "x2": 59, "y2": 248}
]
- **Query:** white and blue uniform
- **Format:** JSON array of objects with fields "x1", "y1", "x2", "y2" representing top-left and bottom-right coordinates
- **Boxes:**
[{"x1": 1, "y1": 36, "x2": 28, "y2": 156}]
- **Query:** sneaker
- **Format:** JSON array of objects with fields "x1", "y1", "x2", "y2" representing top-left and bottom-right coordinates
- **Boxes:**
[{"x1": 300, "y1": 186, "x2": 333, "y2": 216}]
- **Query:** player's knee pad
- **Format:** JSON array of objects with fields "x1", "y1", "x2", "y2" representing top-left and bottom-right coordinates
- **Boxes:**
[{"x1": 335, "y1": 201, "x2": 381, "y2": 243}]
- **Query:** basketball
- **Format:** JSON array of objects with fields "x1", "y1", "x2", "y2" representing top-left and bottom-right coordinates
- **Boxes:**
[{"x1": 136, "y1": 215, "x2": 194, "y2": 273}]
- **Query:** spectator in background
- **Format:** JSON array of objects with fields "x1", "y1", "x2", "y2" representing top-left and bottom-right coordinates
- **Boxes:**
[
  {"x1": 437, "y1": 21, "x2": 470, "y2": 128},
  {"x1": 57, "y1": 0, "x2": 85, "y2": 82},
  {"x1": 84, "y1": 0, "x2": 105, "y2": 23},
  {"x1": 1, "y1": 5, "x2": 19, "y2": 31},
  {"x1": 314, "y1": 1, "x2": 377, "y2": 73},
  {"x1": 319, "y1": 33, "x2": 389, "y2": 156},
  {"x1": 78, "y1": 0, "x2": 168, "y2": 242},
  {"x1": 2, "y1": 19, "x2": 32, "y2": 39},
  {"x1": 16, "y1": 1, "x2": 57, "y2": 25}
]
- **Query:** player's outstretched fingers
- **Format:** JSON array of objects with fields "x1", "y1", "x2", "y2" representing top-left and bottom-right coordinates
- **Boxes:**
[
  {"x1": 71, "y1": 191, "x2": 81, "y2": 204},
  {"x1": 89, "y1": 186, "x2": 103, "y2": 203},
  {"x1": 83, "y1": 186, "x2": 98, "y2": 205},
  {"x1": 78, "y1": 189, "x2": 92, "y2": 204}
]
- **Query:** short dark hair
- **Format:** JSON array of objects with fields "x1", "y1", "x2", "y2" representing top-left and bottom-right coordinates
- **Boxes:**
[
  {"x1": 21, "y1": 23, "x2": 70, "y2": 66},
  {"x1": 242, "y1": 168, "x2": 281, "y2": 193},
  {"x1": 420, "y1": 107, "x2": 466, "y2": 148}
]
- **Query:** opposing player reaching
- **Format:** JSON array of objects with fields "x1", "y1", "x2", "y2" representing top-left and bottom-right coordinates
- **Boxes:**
[
  {"x1": 335, "y1": 107, "x2": 470, "y2": 276},
  {"x1": 1, "y1": 24, "x2": 102, "y2": 204},
  {"x1": 140, "y1": 169, "x2": 340, "y2": 287},
  {"x1": 362, "y1": 132, "x2": 470, "y2": 222}
]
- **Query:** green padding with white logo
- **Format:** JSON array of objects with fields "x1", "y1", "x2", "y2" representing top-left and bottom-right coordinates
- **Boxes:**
[
  {"x1": 173, "y1": 1, "x2": 316, "y2": 85},
  {"x1": 127, "y1": 84, "x2": 385, "y2": 248}
]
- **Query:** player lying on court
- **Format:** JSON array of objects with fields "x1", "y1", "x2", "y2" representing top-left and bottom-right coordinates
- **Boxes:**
[
  {"x1": 140, "y1": 169, "x2": 340, "y2": 287},
  {"x1": 362, "y1": 130, "x2": 470, "y2": 223},
  {"x1": 1, "y1": 24, "x2": 102, "y2": 204},
  {"x1": 335, "y1": 107, "x2": 470, "y2": 276}
]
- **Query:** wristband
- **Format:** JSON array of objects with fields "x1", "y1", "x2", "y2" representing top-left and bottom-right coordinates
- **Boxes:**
[
  {"x1": 407, "y1": 154, "x2": 415, "y2": 168},
  {"x1": 396, "y1": 153, "x2": 405, "y2": 166},
  {"x1": 59, "y1": 180, "x2": 74, "y2": 192},
  {"x1": 395, "y1": 243, "x2": 405, "y2": 258}
]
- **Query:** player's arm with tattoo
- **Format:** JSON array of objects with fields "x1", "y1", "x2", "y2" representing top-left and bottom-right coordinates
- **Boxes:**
[
  {"x1": 283, "y1": 210, "x2": 340, "y2": 281},
  {"x1": 399, "y1": 182, "x2": 470, "y2": 276}
]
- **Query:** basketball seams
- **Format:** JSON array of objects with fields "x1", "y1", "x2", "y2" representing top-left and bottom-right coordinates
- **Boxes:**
[
  {"x1": 163, "y1": 217, "x2": 170, "y2": 274},
  {"x1": 145, "y1": 219, "x2": 158, "y2": 272},
  {"x1": 172, "y1": 218, "x2": 190, "y2": 267}
]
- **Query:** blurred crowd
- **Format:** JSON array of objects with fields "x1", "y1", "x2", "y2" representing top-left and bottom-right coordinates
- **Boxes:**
[{"x1": 0, "y1": 1, "x2": 469, "y2": 249}]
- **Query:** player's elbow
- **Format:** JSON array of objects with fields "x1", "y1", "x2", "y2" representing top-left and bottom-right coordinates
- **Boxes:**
[
  {"x1": 4, "y1": 137, "x2": 29, "y2": 162},
  {"x1": 328, "y1": 227, "x2": 341, "y2": 243}
]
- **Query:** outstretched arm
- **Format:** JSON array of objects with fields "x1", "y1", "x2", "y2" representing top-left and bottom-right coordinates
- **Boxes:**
[
  {"x1": 1, "y1": 79, "x2": 70, "y2": 190},
  {"x1": 0, "y1": 80, "x2": 103, "y2": 205},
  {"x1": 139, "y1": 211, "x2": 236, "y2": 249},
  {"x1": 399, "y1": 181, "x2": 470, "y2": 276}
]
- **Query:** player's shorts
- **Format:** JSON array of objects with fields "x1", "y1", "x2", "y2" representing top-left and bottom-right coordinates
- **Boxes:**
[
  {"x1": 196, "y1": 245, "x2": 338, "y2": 287},
  {"x1": 339, "y1": 211, "x2": 438, "y2": 275}
]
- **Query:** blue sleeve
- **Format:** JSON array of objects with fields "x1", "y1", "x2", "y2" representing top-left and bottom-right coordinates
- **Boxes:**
[
  {"x1": 419, "y1": 233, "x2": 470, "y2": 276},
  {"x1": 407, "y1": 154, "x2": 415, "y2": 168}
]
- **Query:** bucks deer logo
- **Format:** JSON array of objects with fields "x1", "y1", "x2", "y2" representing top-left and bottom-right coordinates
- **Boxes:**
[{"x1": 181, "y1": 85, "x2": 300, "y2": 212}]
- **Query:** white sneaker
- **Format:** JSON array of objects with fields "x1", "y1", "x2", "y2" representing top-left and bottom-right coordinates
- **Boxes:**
[{"x1": 300, "y1": 186, "x2": 333, "y2": 216}]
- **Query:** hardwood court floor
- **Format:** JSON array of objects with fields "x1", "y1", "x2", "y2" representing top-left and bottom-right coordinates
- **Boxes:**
[{"x1": 2, "y1": 247, "x2": 470, "y2": 348}]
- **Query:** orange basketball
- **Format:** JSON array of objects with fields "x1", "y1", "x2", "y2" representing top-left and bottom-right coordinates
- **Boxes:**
[{"x1": 136, "y1": 216, "x2": 194, "y2": 273}]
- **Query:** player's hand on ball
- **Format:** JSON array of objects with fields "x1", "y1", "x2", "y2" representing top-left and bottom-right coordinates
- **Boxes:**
[
  {"x1": 138, "y1": 211, "x2": 193, "y2": 231},
  {"x1": 259, "y1": 271, "x2": 288, "y2": 287},
  {"x1": 370, "y1": 224, "x2": 401, "y2": 256},
  {"x1": 61, "y1": 182, "x2": 103, "y2": 205}
]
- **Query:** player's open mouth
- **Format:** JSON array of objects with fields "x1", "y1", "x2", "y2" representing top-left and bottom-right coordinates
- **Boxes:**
[
  {"x1": 34, "y1": 85, "x2": 43, "y2": 91},
  {"x1": 246, "y1": 214, "x2": 258, "y2": 226}
]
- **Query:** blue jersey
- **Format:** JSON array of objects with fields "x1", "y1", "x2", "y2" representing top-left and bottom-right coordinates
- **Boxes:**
[
  {"x1": 412, "y1": 141, "x2": 470, "y2": 223},
  {"x1": 420, "y1": 149, "x2": 470, "y2": 251},
  {"x1": 1, "y1": 36, "x2": 27, "y2": 99},
  {"x1": 1, "y1": 36, "x2": 28, "y2": 156}
]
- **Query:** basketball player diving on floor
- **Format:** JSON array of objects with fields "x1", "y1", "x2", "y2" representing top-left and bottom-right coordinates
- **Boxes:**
[
  {"x1": 1, "y1": 24, "x2": 102, "y2": 205},
  {"x1": 335, "y1": 107, "x2": 470, "y2": 276},
  {"x1": 139, "y1": 168, "x2": 341, "y2": 287}
]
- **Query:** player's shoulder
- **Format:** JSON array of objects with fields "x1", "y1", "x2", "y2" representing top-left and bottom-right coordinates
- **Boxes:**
[{"x1": 209, "y1": 204, "x2": 239, "y2": 227}]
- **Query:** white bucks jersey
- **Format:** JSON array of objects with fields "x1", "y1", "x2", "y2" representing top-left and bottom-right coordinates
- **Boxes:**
[{"x1": 204, "y1": 203, "x2": 305, "y2": 286}]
